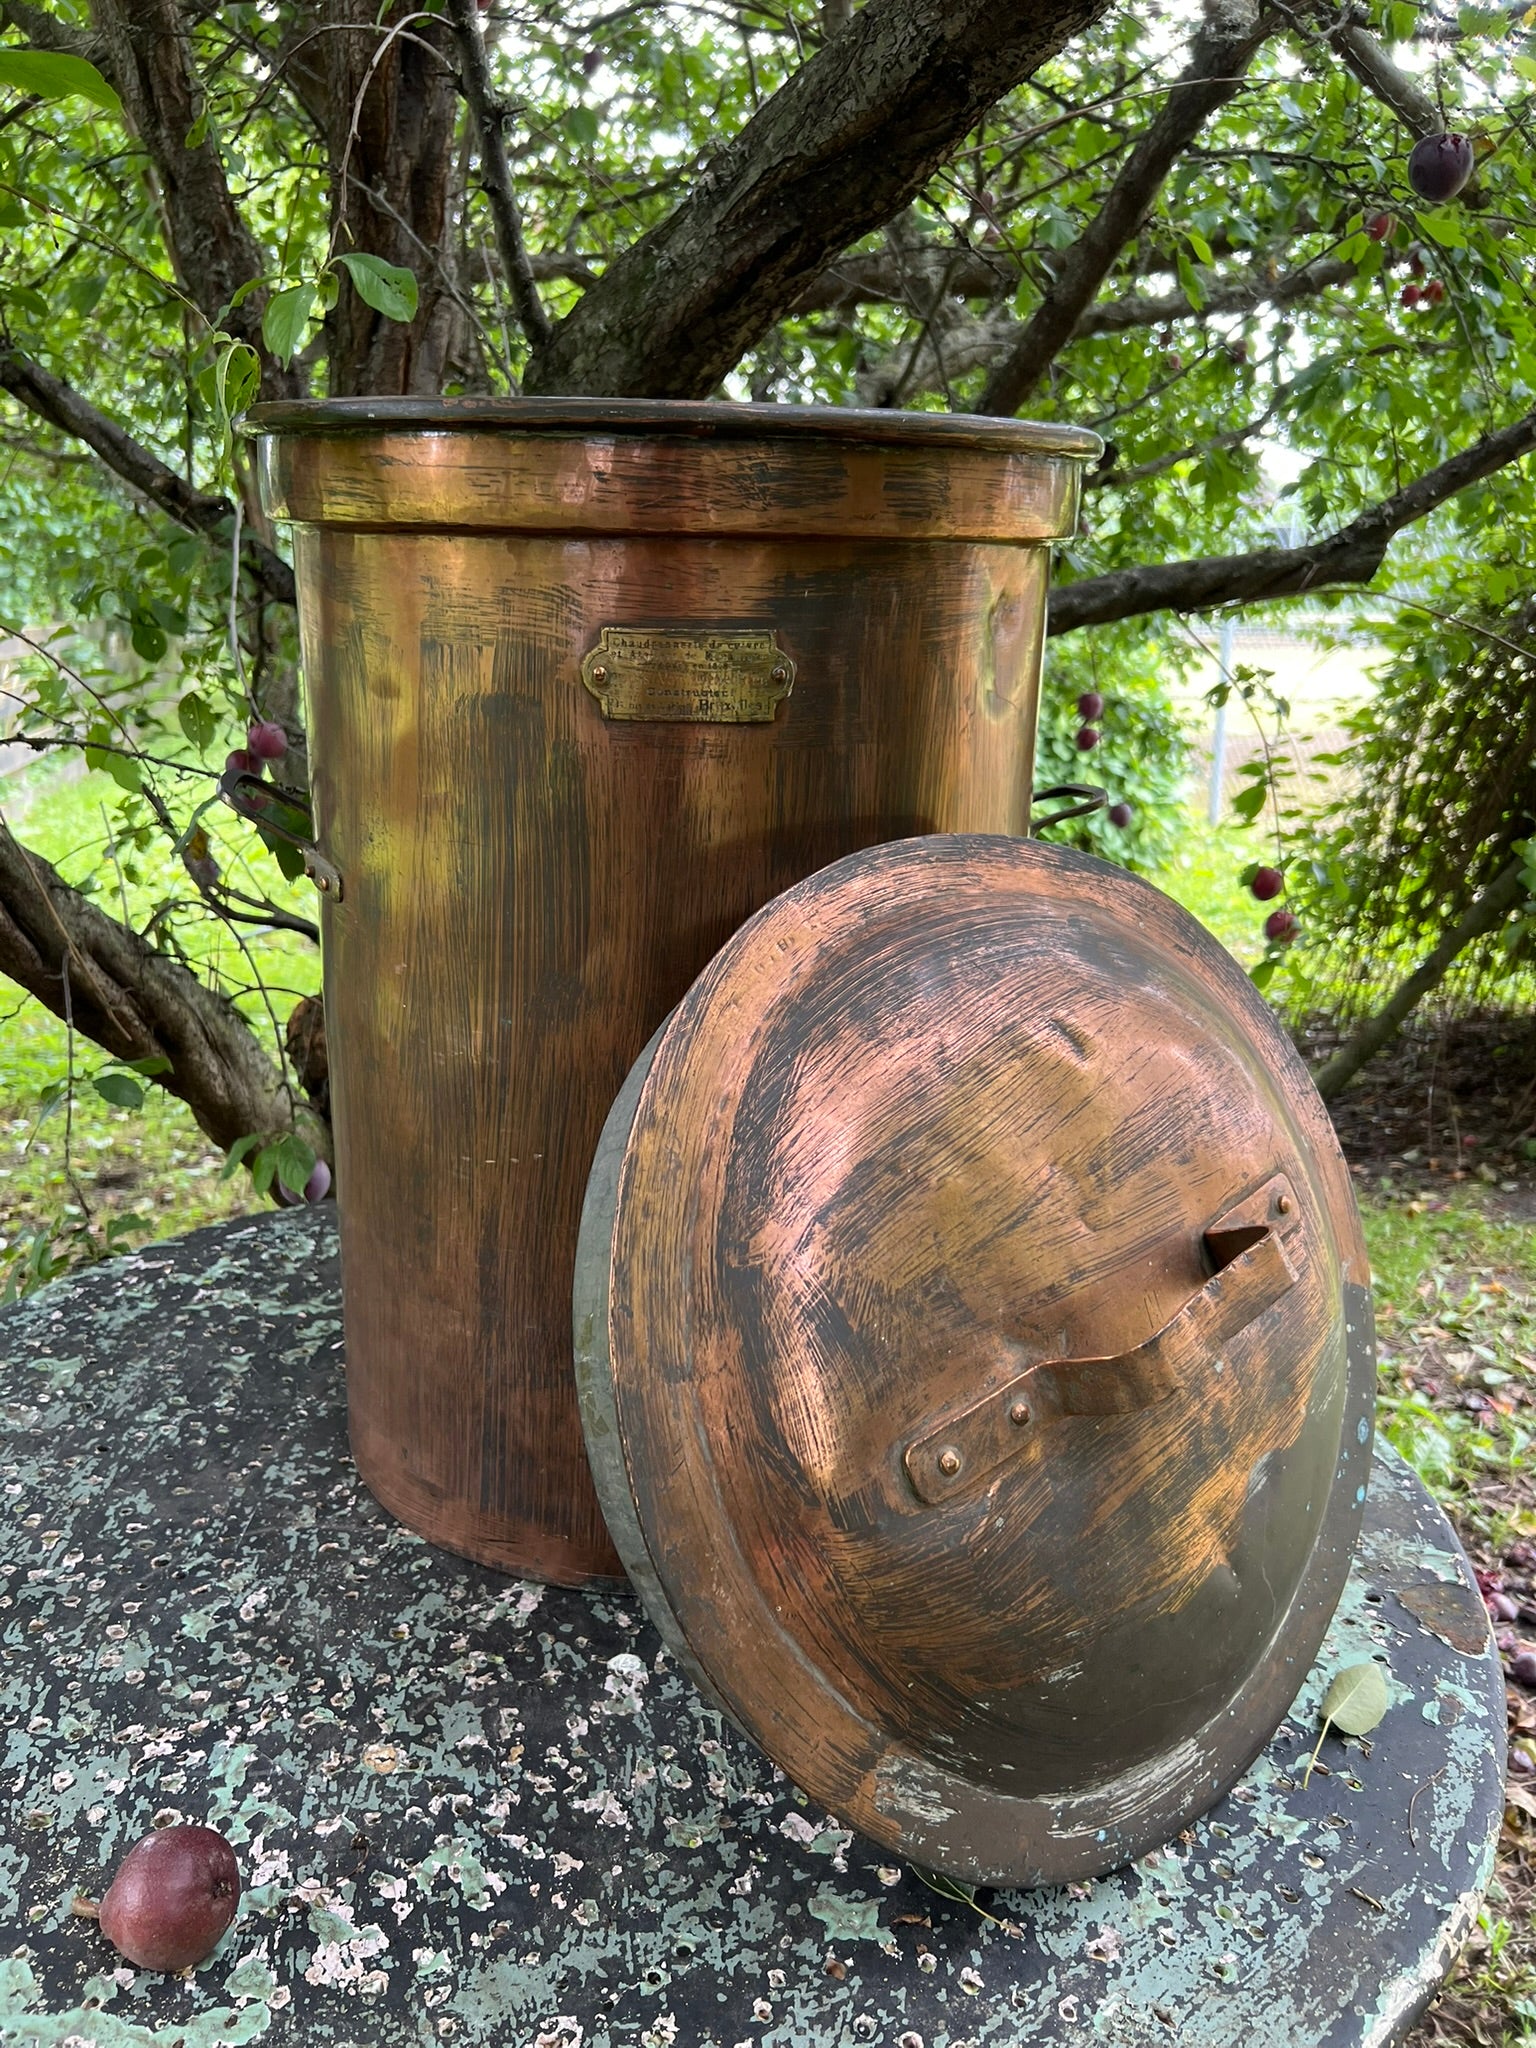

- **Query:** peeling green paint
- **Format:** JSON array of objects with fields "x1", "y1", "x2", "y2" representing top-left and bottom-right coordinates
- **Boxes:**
[{"x1": 0, "y1": 1212, "x2": 1507, "y2": 2046}]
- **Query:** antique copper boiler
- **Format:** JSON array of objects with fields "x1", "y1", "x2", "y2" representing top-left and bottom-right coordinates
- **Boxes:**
[{"x1": 250, "y1": 398, "x2": 1101, "y2": 1583}]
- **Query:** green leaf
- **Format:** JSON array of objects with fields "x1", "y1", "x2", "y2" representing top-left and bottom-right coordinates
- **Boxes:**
[
  {"x1": 250, "y1": 1144, "x2": 278, "y2": 1197},
  {"x1": 219, "y1": 340, "x2": 261, "y2": 419},
  {"x1": 85, "y1": 745, "x2": 142, "y2": 794},
  {"x1": 1231, "y1": 782, "x2": 1269, "y2": 822},
  {"x1": 563, "y1": 102, "x2": 600, "y2": 148},
  {"x1": 1420, "y1": 210, "x2": 1467, "y2": 250},
  {"x1": 255, "y1": 824, "x2": 307, "y2": 881},
  {"x1": 1302, "y1": 1660, "x2": 1391, "y2": 1784},
  {"x1": 177, "y1": 691, "x2": 216, "y2": 753},
  {"x1": 909, "y1": 1864, "x2": 1009, "y2": 1929},
  {"x1": 199, "y1": 339, "x2": 261, "y2": 455},
  {"x1": 1513, "y1": 54, "x2": 1536, "y2": 80},
  {"x1": 62, "y1": 273, "x2": 105, "y2": 316},
  {"x1": 273, "y1": 1134, "x2": 316, "y2": 1195},
  {"x1": 122, "y1": 1055, "x2": 172, "y2": 1077},
  {"x1": 91, "y1": 1071, "x2": 144, "y2": 1110},
  {"x1": 262, "y1": 282, "x2": 317, "y2": 362},
  {"x1": 1176, "y1": 249, "x2": 1206, "y2": 312},
  {"x1": 0, "y1": 48, "x2": 122, "y2": 116},
  {"x1": 1186, "y1": 227, "x2": 1213, "y2": 265},
  {"x1": 333, "y1": 250, "x2": 418, "y2": 323},
  {"x1": 1250, "y1": 957, "x2": 1278, "y2": 991},
  {"x1": 1322, "y1": 1661, "x2": 1390, "y2": 1736},
  {"x1": 221, "y1": 1132, "x2": 264, "y2": 1180},
  {"x1": 130, "y1": 616, "x2": 168, "y2": 662},
  {"x1": 2, "y1": 283, "x2": 47, "y2": 319}
]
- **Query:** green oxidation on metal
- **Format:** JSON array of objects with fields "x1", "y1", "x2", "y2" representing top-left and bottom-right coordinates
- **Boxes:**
[{"x1": 0, "y1": 1211, "x2": 1507, "y2": 2047}]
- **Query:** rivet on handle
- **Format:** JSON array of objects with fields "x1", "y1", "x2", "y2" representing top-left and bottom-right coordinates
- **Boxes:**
[{"x1": 902, "y1": 1172, "x2": 1302, "y2": 1506}]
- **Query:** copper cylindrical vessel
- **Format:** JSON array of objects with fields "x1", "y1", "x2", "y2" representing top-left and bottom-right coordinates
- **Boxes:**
[{"x1": 251, "y1": 398, "x2": 1101, "y2": 1583}]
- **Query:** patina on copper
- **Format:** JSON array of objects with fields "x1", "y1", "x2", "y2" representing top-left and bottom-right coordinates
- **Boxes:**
[
  {"x1": 573, "y1": 834, "x2": 1375, "y2": 1885},
  {"x1": 250, "y1": 398, "x2": 1101, "y2": 1583}
]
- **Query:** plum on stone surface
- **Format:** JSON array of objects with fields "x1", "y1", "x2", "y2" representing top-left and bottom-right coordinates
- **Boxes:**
[{"x1": 98, "y1": 1825, "x2": 240, "y2": 1972}]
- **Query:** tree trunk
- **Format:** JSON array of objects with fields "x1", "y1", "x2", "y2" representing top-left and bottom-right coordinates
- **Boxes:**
[
  {"x1": 1312, "y1": 859, "x2": 1528, "y2": 1101},
  {"x1": 86, "y1": 0, "x2": 305, "y2": 399},
  {"x1": 317, "y1": 1, "x2": 466, "y2": 397},
  {"x1": 522, "y1": 0, "x2": 1115, "y2": 399}
]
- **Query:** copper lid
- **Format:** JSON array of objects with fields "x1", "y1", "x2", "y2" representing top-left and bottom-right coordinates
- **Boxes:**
[{"x1": 574, "y1": 835, "x2": 1375, "y2": 1886}]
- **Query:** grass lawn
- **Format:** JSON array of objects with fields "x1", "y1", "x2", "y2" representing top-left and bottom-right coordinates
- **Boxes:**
[{"x1": 0, "y1": 757, "x2": 313, "y2": 1298}]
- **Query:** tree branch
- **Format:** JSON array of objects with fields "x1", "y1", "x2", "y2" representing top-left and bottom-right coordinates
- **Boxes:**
[
  {"x1": 444, "y1": 0, "x2": 552, "y2": 353},
  {"x1": 858, "y1": 247, "x2": 1358, "y2": 403},
  {"x1": 976, "y1": 0, "x2": 1278, "y2": 417},
  {"x1": 0, "y1": 0, "x2": 102, "y2": 61},
  {"x1": 1047, "y1": 406, "x2": 1536, "y2": 632},
  {"x1": 791, "y1": 242, "x2": 1012, "y2": 312},
  {"x1": 0, "y1": 349, "x2": 296, "y2": 608},
  {"x1": 1312, "y1": 859, "x2": 1527, "y2": 1100},
  {"x1": 511, "y1": 227, "x2": 1332, "y2": 327},
  {"x1": 1084, "y1": 409, "x2": 1276, "y2": 490},
  {"x1": 1324, "y1": 18, "x2": 1440, "y2": 138},
  {"x1": 81, "y1": 0, "x2": 300, "y2": 397},
  {"x1": 522, "y1": 0, "x2": 1116, "y2": 399},
  {"x1": 0, "y1": 807, "x2": 326, "y2": 1158},
  {"x1": 1077, "y1": 252, "x2": 1354, "y2": 338}
]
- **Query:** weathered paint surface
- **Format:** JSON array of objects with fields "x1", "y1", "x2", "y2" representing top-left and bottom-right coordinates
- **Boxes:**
[{"x1": 0, "y1": 1212, "x2": 1505, "y2": 2046}]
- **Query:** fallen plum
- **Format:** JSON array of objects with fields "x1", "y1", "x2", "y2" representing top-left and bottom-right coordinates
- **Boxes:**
[{"x1": 98, "y1": 1825, "x2": 240, "y2": 1972}]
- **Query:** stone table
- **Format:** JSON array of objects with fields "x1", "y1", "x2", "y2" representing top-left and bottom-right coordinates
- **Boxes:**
[{"x1": 0, "y1": 1211, "x2": 1507, "y2": 2048}]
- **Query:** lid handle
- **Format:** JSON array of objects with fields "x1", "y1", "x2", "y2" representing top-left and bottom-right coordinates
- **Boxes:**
[{"x1": 902, "y1": 1174, "x2": 1301, "y2": 1506}]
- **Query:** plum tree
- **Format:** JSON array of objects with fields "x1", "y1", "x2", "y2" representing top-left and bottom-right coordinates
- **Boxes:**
[{"x1": 0, "y1": 0, "x2": 1530, "y2": 1239}]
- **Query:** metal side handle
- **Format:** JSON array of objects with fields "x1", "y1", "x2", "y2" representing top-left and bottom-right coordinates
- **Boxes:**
[
  {"x1": 903, "y1": 1174, "x2": 1301, "y2": 1506},
  {"x1": 218, "y1": 768, "x2": 344, "y2": 899}
]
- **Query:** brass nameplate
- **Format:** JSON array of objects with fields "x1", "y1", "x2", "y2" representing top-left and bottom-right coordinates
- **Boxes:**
[{"x1": 581, "y1": 628, "x2": 794, "y2": 724}]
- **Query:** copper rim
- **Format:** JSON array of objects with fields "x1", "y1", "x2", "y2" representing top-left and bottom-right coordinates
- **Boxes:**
[{"x1": 246, "y1": 394, "x2": 1103, "y2": 461}]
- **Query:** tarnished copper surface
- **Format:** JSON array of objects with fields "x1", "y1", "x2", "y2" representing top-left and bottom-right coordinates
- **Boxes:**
[
  {"x1": 252, "y1": 397, "x2": 1100, "y2": 543},
  {"x1": 574, "y1": 834, "x2": 1376, "y2": 1883},
  {"x1": 254, "y1": 401, "x2": 1097, "y2": 1583}
]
